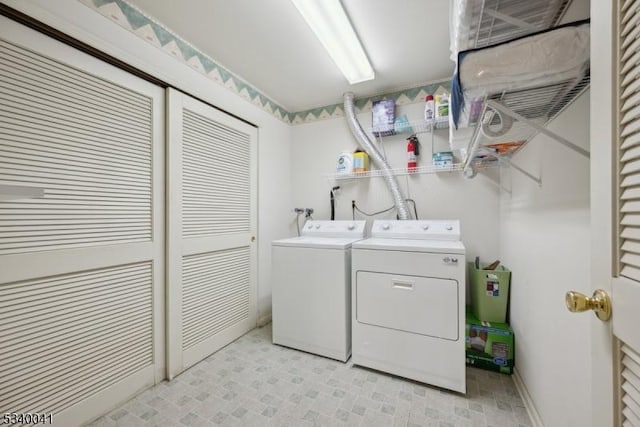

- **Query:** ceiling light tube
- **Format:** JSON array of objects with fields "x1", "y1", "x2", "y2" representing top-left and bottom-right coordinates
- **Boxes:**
[{"x1": 291, "y1": 0, "x2": 375, "y2": 84}]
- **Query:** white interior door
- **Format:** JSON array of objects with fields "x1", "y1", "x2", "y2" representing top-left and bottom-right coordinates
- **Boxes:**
[
  {"x1": 167, "y1": 88, "x2": 257, "y2": 378},
  {"x1": 589, "y1": 1, "x2": 640, "y2": 426},
  {"x1": 0, "y1": 16, "x2": 164, "y2": 426},
  {"x1": 614, "y1": 0, "x2": 640, "y2": 425}
]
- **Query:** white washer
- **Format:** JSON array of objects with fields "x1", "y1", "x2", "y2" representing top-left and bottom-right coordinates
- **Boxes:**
[
  {"x1": 271, "y1": 220, "x2": 366, "y2": 361},
  {"x1": 351, "y1": 220, "x2": 466, "y2": 393}
]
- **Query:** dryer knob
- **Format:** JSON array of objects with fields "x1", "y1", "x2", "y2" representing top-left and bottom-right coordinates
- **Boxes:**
[
  {"x1": 446, "y1": 225, "x2": 453, "y2": 231},
  {"x1": 422, "y1": 225, "x2": 429, "y2": 230},
  {"x1": 307, "y1": 225, "x2": 313, "y2": 229},
  {"x1": 315, "y1": 224, "x2": 321, "y2": 229},
  {"x1": 382, "y1": 223, "x2": 390, "y2": 230},
  {"x1": 347, "y1": 223, "x2": 355, "y2": 230}
]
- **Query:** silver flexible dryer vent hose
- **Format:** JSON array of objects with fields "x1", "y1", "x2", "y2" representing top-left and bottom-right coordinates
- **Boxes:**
[{"x1": 343, "y1": 92, "x2": 410, "y2": 220}]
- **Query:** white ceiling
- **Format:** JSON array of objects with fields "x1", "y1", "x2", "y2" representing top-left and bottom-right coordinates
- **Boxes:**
[{"x1": 126, "y1": 0, "x2": 453, "y2": 112}]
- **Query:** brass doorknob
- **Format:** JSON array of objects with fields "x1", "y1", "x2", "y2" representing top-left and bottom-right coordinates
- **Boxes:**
[{"x1": 565, "y1": 289, "x2": 612, "y2": 321}]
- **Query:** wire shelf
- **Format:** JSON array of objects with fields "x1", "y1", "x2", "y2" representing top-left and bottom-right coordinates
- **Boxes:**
[
  {"x1": 327, "y1": 159, "x2": 498, "y2": 181},
  {"x1": 370, "y1": 117, "x2": 449, "y2": 138},
  {"x1": 449, "y1": 0, "x2": 588, "y2": 183},
  {"x1": 454, "y1": 0, "x2": 572, "y2": 53},
  {"x1": 463, "y1": 70, "x2": 590, "y2": 167}
]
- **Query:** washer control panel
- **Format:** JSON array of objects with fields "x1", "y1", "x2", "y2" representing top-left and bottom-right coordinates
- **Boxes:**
[
  {"x1": 301, "y1": 220, "x2": 366, "y2": 238},
  {"x1": 370, "y1": 220, "x2": 460, "y2": 241}
]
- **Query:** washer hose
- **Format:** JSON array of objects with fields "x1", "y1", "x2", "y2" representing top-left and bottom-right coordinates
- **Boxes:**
[{"x1": 330, "y1": 186, "x2": 341, "y2": 220}]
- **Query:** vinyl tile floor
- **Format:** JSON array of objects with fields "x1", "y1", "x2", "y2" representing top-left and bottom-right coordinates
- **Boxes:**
[{"x1": 89, "y1": 324, "x2": 531, "y2": 427}]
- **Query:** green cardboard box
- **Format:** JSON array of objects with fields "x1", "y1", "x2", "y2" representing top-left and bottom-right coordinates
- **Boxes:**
[
  {"x1": 465, "y1": 309, "x2": 515, "y2": 375},
  {"x1": 469, "y1": 262, "x2": 511, "y2": 323}
]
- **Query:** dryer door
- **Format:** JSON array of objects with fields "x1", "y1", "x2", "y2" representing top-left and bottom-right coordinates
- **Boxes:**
[{"x1": 356, "y1": 271, "x2": 459, "y2": 340}]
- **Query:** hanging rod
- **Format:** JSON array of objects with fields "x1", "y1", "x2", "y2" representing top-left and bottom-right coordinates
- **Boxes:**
[{"x1": 502, "y1": 158, "x2": 542, "y2": 187}]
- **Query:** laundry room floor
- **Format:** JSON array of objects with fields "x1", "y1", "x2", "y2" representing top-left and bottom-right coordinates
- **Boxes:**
[{"x1": 88, "y1": 325, "x2": 531, "y2": 427}]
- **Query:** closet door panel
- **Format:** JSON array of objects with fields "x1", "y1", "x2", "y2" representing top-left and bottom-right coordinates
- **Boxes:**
[
  {"x1": 0, "y1": 16, "x2": 164, "y2": 426},
  {"x1": 167, "y1": 89, "x2": 257, "y2": 377}
]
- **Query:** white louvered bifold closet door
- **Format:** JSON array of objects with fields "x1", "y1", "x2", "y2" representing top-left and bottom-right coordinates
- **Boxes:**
[
  {"x1": 0, "y1": 17, "x2": 164, "y2": 427},
  {"x1": 617, "y1": 0, "x2": 640, "y2": 425},
  {"x1": 621, "y1": 345, "x2": 640, "y2": 426},
  {"x1": 167, "y1": 89, "x2": 257, "y2": 378}
]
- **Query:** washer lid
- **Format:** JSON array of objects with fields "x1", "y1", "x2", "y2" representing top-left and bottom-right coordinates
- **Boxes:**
[
  {"x1": 272, "y1": 236, "x2": 364, "y2": 249},
  {"x1": 352, "y1": 237, "x2": 465, "y2": 254}
]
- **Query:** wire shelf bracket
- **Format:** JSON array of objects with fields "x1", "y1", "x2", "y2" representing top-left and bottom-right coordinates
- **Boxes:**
[
  {"x1": 502, "y1": 157, "x2": 542, "y2": 187},
  {"x1": 462, "y1": 99, "x2": 590, "y2": 179},
  {"x1": 477, "y1": 164, "x2": 513, "y2": 194},
  {"x1": 486, "y1": 100, "x2": 590, "y2": 158},
  {"x1": 482, "y1": 9, "x2": 540, "y2": 32}
]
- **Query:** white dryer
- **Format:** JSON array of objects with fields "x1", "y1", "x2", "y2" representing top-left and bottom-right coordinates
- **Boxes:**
[
  {"x1": 271, "y1": 220, "x2": 366, "y2": 361},
  {"x1": 351, "y1": 220, "x2": 466, "y2": 393}
]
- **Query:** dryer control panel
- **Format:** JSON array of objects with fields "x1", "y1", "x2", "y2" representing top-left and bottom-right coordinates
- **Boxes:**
[
  {"x1": 301, "y1": 220, "x2": 366, "y2": 238},
  {"x1": 370, "y1": 220, "x2": 460, "y2": 241}
]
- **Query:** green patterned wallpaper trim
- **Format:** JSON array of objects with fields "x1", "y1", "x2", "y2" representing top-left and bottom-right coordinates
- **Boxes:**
[
  {"x1": 80, "y1": 0, "x2": 293, "y2": 122},
  {"x1": 80, "y1": 0, "x2": 451, "y2": 125},
  {"x1": 289, "y1": 80, "x2": 451, "y2": 124}
]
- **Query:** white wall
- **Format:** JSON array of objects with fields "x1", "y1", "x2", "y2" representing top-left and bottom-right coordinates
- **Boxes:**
[
  {"x1": 499, "y1": 91, "x2": 590, "y2": 427},
  {"x1": 2, "y1": 0, "x2": 292, "y2": 322},
  {"x1": 290, "y1": 101, "x2": 501, "y2": 269},
  {"x1": 256, "y1": 123, "x2": 291, "y2": 321}
]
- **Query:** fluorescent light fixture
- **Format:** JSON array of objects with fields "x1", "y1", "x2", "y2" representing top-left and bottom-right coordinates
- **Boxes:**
[{"x1": 291, "y1": 0, "x2": 374, "y2": 84}]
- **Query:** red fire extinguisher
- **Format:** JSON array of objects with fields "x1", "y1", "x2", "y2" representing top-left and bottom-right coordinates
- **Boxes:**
[{"x1": 407, "y1": 135, "x2": 420, "y2": 172}]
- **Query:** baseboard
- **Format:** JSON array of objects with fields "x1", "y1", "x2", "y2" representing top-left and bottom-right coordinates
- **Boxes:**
[
  {"x1": 513, "y1": 368, "x2": 545, "y2": 427},
  {"x1": 257, "y1": 313, "x2": 272, "y2": 327}
]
